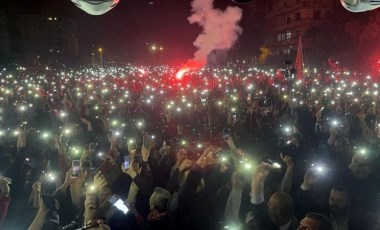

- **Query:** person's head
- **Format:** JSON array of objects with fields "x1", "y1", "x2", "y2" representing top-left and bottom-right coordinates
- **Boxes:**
[
  {"x1": 348, "y1": 154, "x2": 371, "y2": 179},
  {"x1": 178, "y1": 170, "x2": 205, "y2": 192},
  {"x1": 297, "y1": 212, "x2": 331, "y2": 230},
  {"x1": 149, "y1": 187, "x2": 171, "y2": 213},
  {"x1": 334, "y1": 138, "x2": 350, "y2": 155},
  {"x1": 267, "y1": 192, "x2": 294, "y2": 226},
  {"x1": 81, "y1": 160, "x2": 93, "y2": 178},
  {"x1": 41, "y1": 195, "x2": 59, "y2": 212},
  {"x1": 329, "y1": 185, "x2": 349, "y2": 217}
]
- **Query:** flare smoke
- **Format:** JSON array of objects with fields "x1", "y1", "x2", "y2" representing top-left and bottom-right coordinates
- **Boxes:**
[{"x1": 187, "y1": 0, "x2": 243, "y2": 68}]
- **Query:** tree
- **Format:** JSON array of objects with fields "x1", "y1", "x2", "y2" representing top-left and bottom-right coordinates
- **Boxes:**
[{"x1": 259, "y1": 46, "x2": 272, "y2": 63}]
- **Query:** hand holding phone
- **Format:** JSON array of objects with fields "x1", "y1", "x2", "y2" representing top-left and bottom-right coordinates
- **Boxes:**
[
  {"x1": 72, "y1": 160, "x2": 81, "y2": 177},
  {"x1": 123, "y1": 155, "x2": 130, "y2": 169}
]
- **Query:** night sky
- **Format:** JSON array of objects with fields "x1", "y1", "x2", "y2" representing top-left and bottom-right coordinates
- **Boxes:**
[
  {"x1": 3, "y1": 0, "x2": 262, "y2": 64},
  {"x1": 3, "y1": 0, "x2": 371, "y2": 67}
]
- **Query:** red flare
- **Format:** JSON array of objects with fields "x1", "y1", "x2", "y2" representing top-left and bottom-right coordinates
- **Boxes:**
[{"x1": 176, "y1": 59, "x2": 206, "y2": 80}]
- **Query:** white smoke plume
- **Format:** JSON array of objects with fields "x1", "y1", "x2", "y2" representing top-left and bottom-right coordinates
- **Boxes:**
[{"x1": 187, "y1": 0, "x2": 243, "y2": 67}]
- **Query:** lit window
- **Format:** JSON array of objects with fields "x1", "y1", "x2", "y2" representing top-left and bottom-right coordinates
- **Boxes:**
[{"x1": 286, "y1": 32, "x2": 291, "y2": 39}]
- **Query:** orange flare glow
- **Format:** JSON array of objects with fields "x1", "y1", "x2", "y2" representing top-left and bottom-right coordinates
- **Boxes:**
[{"x1": 176, "y1": 59, "x2": 206, "y2": 80}]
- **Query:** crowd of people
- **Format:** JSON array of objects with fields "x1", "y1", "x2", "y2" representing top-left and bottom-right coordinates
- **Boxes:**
[{"x1": 0, "y1": 63, "x2": 379, "y2": 230}]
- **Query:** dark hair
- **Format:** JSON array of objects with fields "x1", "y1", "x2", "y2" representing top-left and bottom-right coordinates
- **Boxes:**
[
  {"x1": 331, "y1": 185, "x2": 348, "y2": 193},
  {"x1": 81, "y1": 159, "x2": 92, "y2": 168},
  {"x1": 272, "y1": 192, "x2": 294, "y2": 218},
  {"x1": 42, "y1": 195, "x2": 58, "y2": 212},
  {"x1": 305, "y1": 212, "x2": 331, "y2": 230},
  {"x1": 331, "y1": 185, "x2": 351, "y2": 202}
]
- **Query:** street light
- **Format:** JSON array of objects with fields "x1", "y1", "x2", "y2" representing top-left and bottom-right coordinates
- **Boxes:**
[
  {"x1": 151, "y1": 45, "x2": 157, "y2": 64},
  {"x1": 98, "y1": 48, "x2": 103, "y2": 67}
]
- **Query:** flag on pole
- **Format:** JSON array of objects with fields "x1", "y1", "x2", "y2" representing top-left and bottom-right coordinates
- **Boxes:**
[{"x1": 295, "y1": 36, "x2": 303, "y2": 81}]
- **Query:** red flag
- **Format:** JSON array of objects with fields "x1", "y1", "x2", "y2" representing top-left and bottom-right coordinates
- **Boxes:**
[{"x1": 295, "y1": 36, "x2": 303, "y2": 81}]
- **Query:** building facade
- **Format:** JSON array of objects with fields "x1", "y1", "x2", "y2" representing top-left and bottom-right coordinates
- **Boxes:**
[
  {"x1": 17, "y1": 14, "x2": 79, "y2": 65},
  {"x1": 263, "y1": 0, "x2": 333, "y2": 57},
  {"x1": 0, "y1": 12, "x2": 79, "y2": 66}
]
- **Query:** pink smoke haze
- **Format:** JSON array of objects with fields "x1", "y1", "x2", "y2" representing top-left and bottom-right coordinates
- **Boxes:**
[
  {"x1": 176, "y1": 0, "x2": 243, "y2": 79},
  {"x1": 187, "y1": 0, "x2": 242, "y2": 67}
]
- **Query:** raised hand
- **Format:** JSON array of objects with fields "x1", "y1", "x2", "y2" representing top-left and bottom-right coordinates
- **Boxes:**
[
  {"x1": 301, "y1": 168, "x2": 320, "y2": 191},
  {"x1": 141, "y1": 146, "x2": 150, "y2": 162},
  {"x1": 179, "y1": 159, "x2": 193, "y2": 173},
  {"x1": 0, "y1": 177, "x2": 11, "y2": 194},
  {"x1": 92, "y1": 171, "x2": 108, "y2": 190},
  {"x1": 196, "y1": 146, "x2": 219, "y2": 168},
  {"x1": 176, "y1": 148, "x2": 187, "y2": 161},
  {"x1": 357, "y1": 111, "x2": 366, "y2": 121},
  {"x1": 64, "y1": 169, "x2": 77, "y2": 186},
  {"x1": 121, "y1": 160, "x2": 140, "y2": 179},
  {"x1": 253, "y1": 163, "x2": 272, "y2": 181},
  {"x1": 32, "y1": 182, "x2": 41, "y2": 193},
  {"x1": 280, "y1": 153, "x2": 294, "y2": 168}
]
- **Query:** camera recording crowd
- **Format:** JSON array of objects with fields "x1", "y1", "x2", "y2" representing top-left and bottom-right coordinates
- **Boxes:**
[{"x1": 0, "y1": 64, "x2": 379, "y2": 230}]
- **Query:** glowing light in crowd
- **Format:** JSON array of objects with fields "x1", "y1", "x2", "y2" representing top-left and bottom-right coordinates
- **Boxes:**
[{"x1": 176, "y1": 68, "x2": 190, "y2": 80}]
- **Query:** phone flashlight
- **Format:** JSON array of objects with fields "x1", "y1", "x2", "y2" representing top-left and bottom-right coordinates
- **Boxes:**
[
  {"x1": 311, "y1": 163, "x2": 325, "y2": 173},
  {"x1": 108, "y1": 195, "x2": 129, "y2": 214},
  {"x1": 358, "y1": 148, "x2": 367, "y2": 156},
  {"x1": 284, "y1": 126, "x2": 291, "y2": 134},
  {"x1": 244, "y1": 163, "x2": 252, "y2": 170}
]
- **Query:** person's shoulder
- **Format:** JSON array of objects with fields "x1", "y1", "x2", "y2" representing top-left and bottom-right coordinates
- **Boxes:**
[{"x1": 288, "y1": 217, "x2": 299, "y2": 230}]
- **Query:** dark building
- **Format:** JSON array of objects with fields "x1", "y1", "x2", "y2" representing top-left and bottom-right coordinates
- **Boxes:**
[
  {"x1": 263, "y1": 0, "x2": 334, "y2": 60},
  {"x1": 0, "y1": 7, "x2": 79, "y2": 66},
  {"x1": 17, "y1": 14, "x2": 79, "y2": 66}
]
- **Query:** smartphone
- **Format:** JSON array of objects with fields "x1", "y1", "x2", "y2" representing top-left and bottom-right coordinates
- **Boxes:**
[
  {"x1": 72, "y1": 160, "x2": 80, "y2": 177},
  {"x1": 108, "y1": 195, "x2": 129, "y2": 214},
  {"x1": 266, "y1": 159, "x2": 282, "y2": 171},
  {"x1": 201, "y1": 98, "x2": 206, "y2": 104},
  {"x1": 232, "y1": 114, "x2": 237, "y2": 122},
  {"x1": 123, "y1": 155, "x2": 130, "y2": 168},
  {"x1": 247, "y1": 94, "x2": 252, "y2": 101}
]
